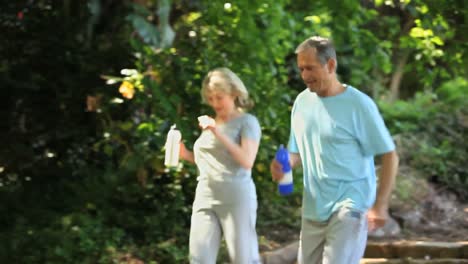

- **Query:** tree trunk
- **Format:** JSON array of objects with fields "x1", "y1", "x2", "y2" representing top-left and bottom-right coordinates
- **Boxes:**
[
  {"x1": 389, "y1": 50, "x2": 409, "y2": 102},
  {"x1": 389, "y1": 16, "x2": 415, "y2": 102}
]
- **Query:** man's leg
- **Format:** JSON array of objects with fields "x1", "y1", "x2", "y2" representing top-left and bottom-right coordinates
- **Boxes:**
[
  {"x1": 298, "y1": 217, "x2": 327, "y2": 264},
  {"x1": 322, "y1": 207, "x2": 368, "y2": 264}
]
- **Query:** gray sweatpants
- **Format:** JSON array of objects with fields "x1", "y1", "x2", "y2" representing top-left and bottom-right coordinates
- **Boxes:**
[
  {"x1": 298, "y1": 207, "x2": 368, "y2": 264},
  {"x1": 189, "y1": 196, "x2": 261, "y2": 264}
]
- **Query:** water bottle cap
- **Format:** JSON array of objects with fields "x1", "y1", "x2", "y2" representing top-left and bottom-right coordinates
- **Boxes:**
[
  {"x1": 276, "y1": 145, "x2": 291, "y2": 172},
  {"x1": 278, "y1": 183, "x2": 294, "y2": 195}
]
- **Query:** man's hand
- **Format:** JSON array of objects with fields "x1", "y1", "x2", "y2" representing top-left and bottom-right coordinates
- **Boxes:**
[
  {"x1": 367, "y1": 205, "x2": 389, "y2": 231},
  {"x1": 270, "y1": 159, "x2": 284, "y2": 182}
]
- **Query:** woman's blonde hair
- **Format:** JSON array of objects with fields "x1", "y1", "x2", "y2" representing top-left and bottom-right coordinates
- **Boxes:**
[{"x1": 201, "y1": 67, "x2": 253, "y2": 110}]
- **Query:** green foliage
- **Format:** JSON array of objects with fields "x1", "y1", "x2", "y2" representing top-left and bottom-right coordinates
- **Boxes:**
[
  {"x1": 287, "y1": 0, "x2": 467, "y2": 97},
  {"x1": 1, "y1": 168, "x2": 191, "y2": 263},
  {"x1": 0, "y1": 0, "x2": 132, "y2": 194},
  {"x1": 435, "y1": 77, "x2": 468, "y2": 108},
  {"x1": 380, "y1": 92, "x2": 438, "y2": 133},
  {"x1": 380, "y1": 78, "x2": 468, "y2": 199},
  {"x1": 2, "y1": 0, "x2": 467, "y2": 263}
]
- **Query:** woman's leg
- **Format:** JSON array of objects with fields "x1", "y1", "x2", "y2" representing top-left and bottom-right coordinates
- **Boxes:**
[
  {"x1": 219, "y1": 198, "x2": 261, "y2": 264},
  {"x1": 189, "y1": 207, "x2": 222, "y2": 264}
]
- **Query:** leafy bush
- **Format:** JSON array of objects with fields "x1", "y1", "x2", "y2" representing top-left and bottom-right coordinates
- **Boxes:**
[
  {"x1": 3, "y1": 1, "x2": 467, "y2": 263},
  {"x1": 436, "y1": 77, "x2": 468, "y2": 108},
  {"x1": 380, "y1": 78, "x2": 468, "y2": 200}
]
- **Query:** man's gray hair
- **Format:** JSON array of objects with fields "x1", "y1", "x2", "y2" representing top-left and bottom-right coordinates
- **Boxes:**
[{"x1": 295, "y1": 36, "x2": 337, "y2": 69}]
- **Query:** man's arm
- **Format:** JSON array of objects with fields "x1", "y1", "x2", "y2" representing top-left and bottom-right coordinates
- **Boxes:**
[
  {"x1": 271, "y1": 152, "x2": 301, "y2": 181},
  {"x1": 289, "y1": 153, "x2": 301, "y2": 169},
  {"x1": 368, "y1": 150, "x2": 399, "y2": 230}
]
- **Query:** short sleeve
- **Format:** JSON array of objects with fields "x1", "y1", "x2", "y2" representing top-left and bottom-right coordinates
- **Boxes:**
[
  {"x1": 357, "y1": 98, "x2": 395, "y2": 156},
  {"x1": 241, "y1": 114, "x2": 261, "y2": 143}
]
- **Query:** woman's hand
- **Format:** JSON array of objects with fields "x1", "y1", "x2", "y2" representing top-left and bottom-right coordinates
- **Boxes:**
[
  {"x1": 179, "y1": 141, "x2": 195, "y2": 163},
  {"x1": 198, "y1": 115, "x2": 216, "y2": 130}
]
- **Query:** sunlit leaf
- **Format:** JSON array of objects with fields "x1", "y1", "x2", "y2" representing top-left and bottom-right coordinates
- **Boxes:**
[
  {"x1": 410, "y1": 27, "x2": 433, "y2": 38},
  {"x1": 417, "y1": 4, "x2": 429, "y2": 14},
  {"x1": 304, "y1": 15, "x2": 321, "y2": 24},
  {"x1": 137, "y1": 123, "x2": 154, "y2": 132},
  {"x1": 431, "y1": 36, "x2": 444, "y2": 46},
  {"x1": 184, "y1": 12, "x2": 202, "y2": 24}
]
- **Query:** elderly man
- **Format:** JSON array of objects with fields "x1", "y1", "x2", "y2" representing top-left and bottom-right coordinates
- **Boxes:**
[{"x1": 271, "y1": 36, "x2": 399, "y2": 264}]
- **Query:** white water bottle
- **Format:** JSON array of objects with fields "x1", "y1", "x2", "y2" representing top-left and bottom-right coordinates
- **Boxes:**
[
  {"x1": 276, "y1": 144, "x2": 293, "y2": 195},
  {"x1": 164, "y1": 125, "x2": 181, "y2": 167}
]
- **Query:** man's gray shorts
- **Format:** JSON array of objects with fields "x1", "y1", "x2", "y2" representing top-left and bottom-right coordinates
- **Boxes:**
[{"x1": 298, "y1": 207, "x2": 368, "y2": 264}]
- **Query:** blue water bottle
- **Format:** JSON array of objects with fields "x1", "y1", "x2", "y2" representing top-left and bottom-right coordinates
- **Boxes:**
[{"x1": 276, "y1": 145, "x2": 293, "y2": 195}]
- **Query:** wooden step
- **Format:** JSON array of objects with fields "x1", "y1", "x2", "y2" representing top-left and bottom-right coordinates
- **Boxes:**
[
  {"x1": 260, "y1": 240, "x2": 468, "y2": 264},
  {"x1": 364, "y1": 241, "x2": 468, "y2": 259},
  {"x1": 361, "y1": 258, "x2": 468, "y2": 264}
]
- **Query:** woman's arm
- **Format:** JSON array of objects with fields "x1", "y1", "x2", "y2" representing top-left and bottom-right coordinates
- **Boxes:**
[
  {"x1": 179, "y1": 142, "x2": 195, "y2": 164},
  {"x1": 211, "y1": 127, "x2": 259, "y2": 169}
]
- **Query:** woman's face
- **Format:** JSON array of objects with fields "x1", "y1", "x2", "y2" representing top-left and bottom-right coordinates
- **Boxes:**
[{"x1": 205, "y1": 90, "x2": 237, "y2": 119}]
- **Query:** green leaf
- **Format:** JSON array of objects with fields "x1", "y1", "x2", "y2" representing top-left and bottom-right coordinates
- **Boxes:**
[{"x1": 431, "y1": 36, "x2": 444, "y2": 46}]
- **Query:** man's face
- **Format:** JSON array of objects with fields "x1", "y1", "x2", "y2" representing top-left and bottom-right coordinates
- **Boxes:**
[{"x1": 297, "y1": 48, "x2": 331, "y2": 94}]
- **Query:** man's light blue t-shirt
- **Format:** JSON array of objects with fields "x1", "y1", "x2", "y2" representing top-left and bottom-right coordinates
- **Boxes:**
[{"x1": 288, "y1": 85, "x2": 395, "y2": 221}]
